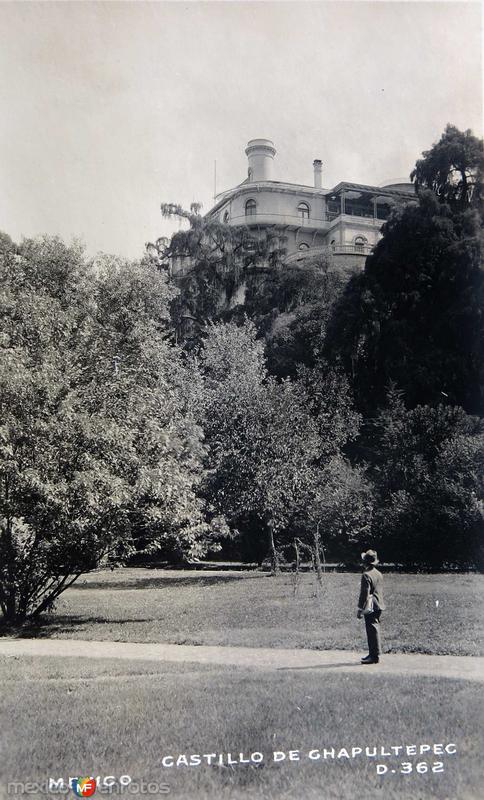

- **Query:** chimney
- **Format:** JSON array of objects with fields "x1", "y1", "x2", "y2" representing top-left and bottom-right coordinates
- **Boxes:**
[
  {"x1": 313, "y1": 159, "x2": 322, "y2": 189},
  {"x1": 245, "y1": 139, "x2": 276, "y2": 182}
]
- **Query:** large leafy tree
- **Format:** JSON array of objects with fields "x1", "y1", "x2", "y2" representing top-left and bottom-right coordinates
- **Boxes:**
[
  {"x1": 411, "y1": 124, "x2": 483, "y2": 211},
  {"x1": 244, "y1": 254, "x2": 356, "y2": 378},
  {"x1": 0, "y1": 235, "x2": 212, "y2": 624},
  {"x1": 293, "y1": 456, "x2": 374, "y2": 570},
  {"x1": 198, "y1": 320, "x2": 366, "y2": 568},
  {"x1": 198, "y1": 320, "x2": 321, "y2": 568},
  {"x1": 326, "y1": 126, "x2": 483, "y2": 415},
  {"x1": 368, "y1": 387, "x2": 484, "y2": 568},
  {"x1": 149, "y1": 204, "x2": 285, "y2": 342},
  {"x1": 153, "y1": 208, "x2": 356, "y2": 378}
]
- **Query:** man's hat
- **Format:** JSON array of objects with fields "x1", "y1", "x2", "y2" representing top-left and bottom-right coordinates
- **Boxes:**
[{"x1": 361, "y1": 549, "x2": 379, "y2": 565}]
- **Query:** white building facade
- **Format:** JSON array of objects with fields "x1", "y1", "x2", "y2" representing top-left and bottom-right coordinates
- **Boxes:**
[{"x1": 204, "y1": 138, "x2": 416, "y2": 268}]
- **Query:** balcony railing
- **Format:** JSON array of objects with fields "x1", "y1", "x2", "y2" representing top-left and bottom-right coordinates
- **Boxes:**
[
  {"x1": 327, "y1": 208, "x2": 388, "y2": 222},
  {"x1": 285, "y1": 243, "x2": 373, "y2": 264},
  {"x1": 224, "y1": 210, "x2": 387, "y2": 228},
  {"x1": 331, "y1": 243, "x2": 373, "y2": 255},
  {"x1": 228, "y1": 212, "x2": 333, "y2": 229}
]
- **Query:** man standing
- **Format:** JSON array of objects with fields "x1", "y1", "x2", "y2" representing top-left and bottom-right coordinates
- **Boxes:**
[{"x1": 357, "y1": 549, "x2": 385, "y2": 664}]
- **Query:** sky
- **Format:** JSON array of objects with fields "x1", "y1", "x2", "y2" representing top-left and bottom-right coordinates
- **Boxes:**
[{"x1": 0, "y1": 0, "x2": 482, "y2": 259}]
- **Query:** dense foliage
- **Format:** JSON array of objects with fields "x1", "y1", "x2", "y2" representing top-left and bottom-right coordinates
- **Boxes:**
[
  {"x1": 150, "y1": 204, "x2": 286, "y2": 344},
  {"x1": 0, "y1": 236, "x2": 214, "y2": 623},
  {"x1": 325, "y1": 191, "x2": 483, "y2": 415},
  {"x1": 1, "y1": 125, "x2": 483, "y2": 625},
  {"x1": 368, "y1": 387, "x2": 484, "y2": 569},
  {"x1": 411, "y1": 124, "x2": 483, "y2": 212},
  {"x1": 156, "y1": 124, "x2": 483, "y2": 571},
  {"x1": 192, "y1": 321, "x2": 369, "y2": 570}
]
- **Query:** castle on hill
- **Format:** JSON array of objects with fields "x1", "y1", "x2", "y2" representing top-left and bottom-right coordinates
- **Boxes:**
[{"x1": 205, "y1": 138, "x2": 416, "y2": 267}]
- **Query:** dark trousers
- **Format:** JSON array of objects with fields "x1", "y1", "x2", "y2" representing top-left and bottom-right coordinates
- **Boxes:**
[{"x1": 364, "y1": 610, "x2": 382, "y2": 658}]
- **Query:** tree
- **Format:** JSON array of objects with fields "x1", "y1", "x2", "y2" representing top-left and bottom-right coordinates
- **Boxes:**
[
  {"x1": 297, "y1": 362, "x2": 361, "y2": 459},
  {"x1": 294, "y1": 457, "x2": 374, "y2": 574},
  {"x1": 253, "y1": 378, "x2": 323, "y2": 571},
  {"x1": 285, "y1": 368, "x2": 369, "y2": 571},
  {"x1": 198, "y1": 320, "x2": 323, "y2": 570},
  {"x1": 247, "y1": 254, "x2": 356, "y2": 378},
  {"x1": 369, "y1": 387, "x2": 484, "y2": 568},
  {"x1": 197, "y1": 319, "x2": 369, "y2": 570},
  {"x1": 326, "y1": 179, "x2": 483, "y2": 415},
  {"x1": 411, "y1": 124, "x2": 483, "y2": 211},
  {"x1": 149, "y1": 204, "x2": 285, "y2": 343},
  {"x1": 0, "y1": 235, "x2": 213, "y2": 624},
  {"x1": 152, "y1": 205, "x2": 359, "y2": 381},
  {"x1": 324, "y1": 125, "x2": 483, "y2": 415}
]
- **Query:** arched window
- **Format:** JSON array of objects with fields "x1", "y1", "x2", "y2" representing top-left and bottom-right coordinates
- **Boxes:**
[
  {"x1": 298, "y1": 242, "x2": 310, "y2": 251},
  {"x1": 245, "y1": 199, "x2": 256, "y2": 217},
  {"x1": 298, "y1": 202, "x2": 310, "y2": 221},
  {"x1": 223, "y1": 210, "x2": 230, "y2": 223},
  {"x1": 354, "y1": 235, "x2": 368, "y2": 252}
]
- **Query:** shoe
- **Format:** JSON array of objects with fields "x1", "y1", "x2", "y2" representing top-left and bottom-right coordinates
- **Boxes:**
[{"x1": 361, "y1": 655, "x2": 379, "y2": 664}]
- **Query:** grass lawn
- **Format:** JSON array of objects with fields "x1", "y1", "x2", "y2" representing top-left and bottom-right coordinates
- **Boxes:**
[
  {"x1": 1, "y1": 655, "x2": 482, "y2": 800},
  {"x1": 5, "y1": 568, "x2": 483, "y2": 656}
]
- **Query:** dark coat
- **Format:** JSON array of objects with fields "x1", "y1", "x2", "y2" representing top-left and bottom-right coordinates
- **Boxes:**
[{"x1": 358, "y1": 566, "x2": 385, "y2": 612}]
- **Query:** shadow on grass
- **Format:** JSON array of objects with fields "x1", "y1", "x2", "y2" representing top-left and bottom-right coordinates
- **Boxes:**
[
  {"x1": 277, "y1": 661, "x2": 362, "y2": 670},
  {"x1": 73, "y1": 574, "x2": 264, "y2": 591},
  {"x1": 0, "y1": 615, "x2": 155, "y2": 639}
]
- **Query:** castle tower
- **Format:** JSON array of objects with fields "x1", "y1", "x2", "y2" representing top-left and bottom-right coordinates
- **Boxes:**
[{"x1": 245, "y1": 138, "x2": 276, "y2": 182}]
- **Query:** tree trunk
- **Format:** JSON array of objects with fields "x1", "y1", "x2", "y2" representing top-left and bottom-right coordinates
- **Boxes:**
[
  {"x1": 1, "y1": 517, "x2": 21, "y2": 624},
  {"x1": 293, "y1": 538, "x2": 300, "y2": 597},
  {"x1": 314, "y1": 522, "x2": 323, "y2": 587},
  {"x1": 268, "y1": 522, "x2": 279, "y2": 575},
  {"x1": 4, "y1": 593, "x2": 18, "y2": 625}
]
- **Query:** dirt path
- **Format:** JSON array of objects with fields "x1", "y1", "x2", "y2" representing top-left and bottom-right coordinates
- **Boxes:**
[{"x1": 1, "y1": 637, "x2": 483, "y2": 682}]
